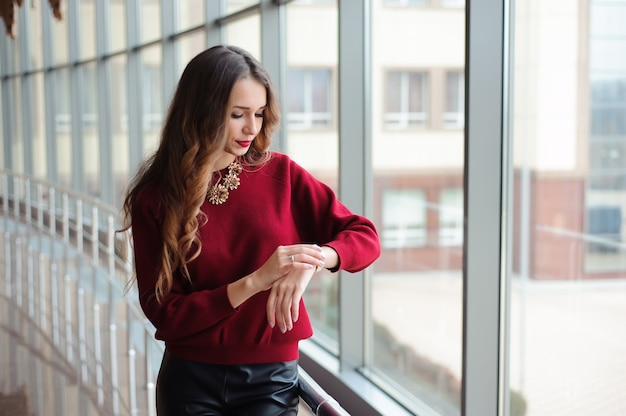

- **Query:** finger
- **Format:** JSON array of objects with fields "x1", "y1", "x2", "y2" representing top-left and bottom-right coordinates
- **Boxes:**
[
  {"x1": 266, "y1": 289, "x2": 277, "y2": 328},
  {"x1": 291, "y1": 295, "x2": 300, "y2": 323},
  {"x1": 280, "y1": 291, "x2": 293, "y2": 331},
  {"x1": 299, "y1": 253, "x2": 326, "y2": 269},
  {"x1": 275, "y1": 285, "x2": 295, "y2": 332},
  {"x1": 273, "y1": 288, "x2": 287, "y2": 332}
]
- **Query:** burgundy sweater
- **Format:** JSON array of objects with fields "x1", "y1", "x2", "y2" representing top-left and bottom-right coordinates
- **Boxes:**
[{"x1": 131, "y1": 152, "x2": 380, "y2": 364}]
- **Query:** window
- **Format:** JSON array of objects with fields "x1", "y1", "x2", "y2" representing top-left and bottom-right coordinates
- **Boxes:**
[
  {"x1": 384, "y1": 70, "x2": 429, "y2": 130},
  {"x1": 442, "y1": 0, "x2": 465, "y2": 7},
  {"x1": 509, "y1": 1, "x2": 626, "y2": 414},
  {"x1": 589, "y1": 76, "x2": 626, "y2": 190},
  {"x1": 385, "y1": 0, "x2": 428, "y2": 6},
  {"x1": 286, "y1": 68, "x2": 333, "y2": 130},
  {"x1": 444, "y1": 70, "x2": 465, "y2": 129},
  {"x1": 439, "y1": 188, "x2": 463, "y2": 246},
  {"x1": 382, "y1": 189, "x2": 427, "y2": 248}
]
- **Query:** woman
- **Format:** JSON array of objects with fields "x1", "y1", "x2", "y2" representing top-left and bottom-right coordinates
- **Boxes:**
[{"x1": 122, "y1": 45, "x2": 380, "y2": 415}]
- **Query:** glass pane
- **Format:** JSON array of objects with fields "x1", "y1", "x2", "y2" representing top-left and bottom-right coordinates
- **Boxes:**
[
  {"x1": 110, "y1": 0, "x2": 127, "y2": 53},
  {"x1": 111, "y1": 55, "x2": 128, "y2": 209},
  {"x1": 408, "y1": 72, "x2": 426, "y2": 113},
  {"x1": 381, "y1": 189, "x2": 427, "y2": 248},
  {"x1": 32, "y1": 73, "x2": 47, "y2": 178},
  {"x1": 11, "y1": 78, "x2": 24, "y2": 173},
  {"x1": 29, "y1": 2, "x2": 43, "y2": 70},
  {"x1": 141, "y1": 0, "x2": 161, "y2": 44},
  {"x1": 82, "y1": 63, "x2": 99, "y2": 197},
  {"x1": 52, "y1": 4, "x2": 69, "y2": 65},
  {"x1": 286, "y1": 0, "x2": 339, "y2": 345},
  {"x1": 141, "y1": 45, "x2": 163, "y2": 157},
  {"x1": 370, "y1": 0, "x2": 465, "y2": 413},
  {"x1": 287, "y1": 68, "x2": 332, "y2": 129},
  {"x1": 509, "y1": 1, "x2": 626, "y2": 415},
  {"x1": 8, "y1": 33, "x2": 20, "y2": 76},
  {"x1": 177, "y1": 0, "x2": 205, "y2": 31},
  {"x1": 177, "y1": 31, "x2": 207, "y2": 80},
  {"x1": 224, "y1": 14, "x2": 261, "y2": 58},
  {"x1": 287, "y1": 69, "x2": 306, "y2": 113},
  {"x1": 55, "y1": 69, "x2": 72, "y2": 187},
  {"x1": 80, "y1": 0, "x2": 97, "y2": 59},
  {"x1": 226, "y1": 0, "x2": 260, "y2": 15}
]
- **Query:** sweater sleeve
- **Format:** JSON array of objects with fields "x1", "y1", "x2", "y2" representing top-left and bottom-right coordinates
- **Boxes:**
[
  {"x1": 288, "y1": 158, "x2": 381, "y2": 272},
  {"x1": 131, "y1": 191, "x2": 237, "y2": 341}
]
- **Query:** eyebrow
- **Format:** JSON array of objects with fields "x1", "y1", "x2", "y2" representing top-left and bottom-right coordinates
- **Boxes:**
[{"x1": 232, "y1": 105, "x2": 267, "y2": 110}]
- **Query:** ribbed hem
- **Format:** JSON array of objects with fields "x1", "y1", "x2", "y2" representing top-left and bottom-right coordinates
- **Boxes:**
[{"x1": 165, "y1": 342, "x2": 301, "y2": 365}]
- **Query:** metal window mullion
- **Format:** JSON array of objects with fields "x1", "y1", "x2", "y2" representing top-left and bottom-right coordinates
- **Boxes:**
[
  {"x1": 0, "y1": 31, "x2": 14, "y2": 170},
  {"x1": 260, "y1": 0, "x2": 287, "y2": 150},
  {"x1": 205, "y1": 0, "x2": 224, "y2": 47},
  {"x1": 126, "y1": 0, "x2": 144, "y2": 172},
  {"x1": 96, "y1": 0, "x2": 114, "y2": 203},
  {"x1": 42, "y1": 0, "x2": 58, "y2": 182},
  {"x1": 462, "y1": 0, "x2": 506, "y2": 415},
  {"x1": 68, "y1": 0, "x2": 85, "y2": 191},
  {"x1": 337, "y1": 0, "x2": 371, "y2": 371},
  {"x1": 161, "y1": 0, "x2": 178, "y2": 105},
  {"x1": 18, "y1": 5, "x2": 34, "y2": 175}
]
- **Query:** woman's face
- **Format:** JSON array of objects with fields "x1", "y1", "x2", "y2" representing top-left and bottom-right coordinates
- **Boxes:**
[{"x1": 221, "y1": 77, "x2": 267, "y2": 162}]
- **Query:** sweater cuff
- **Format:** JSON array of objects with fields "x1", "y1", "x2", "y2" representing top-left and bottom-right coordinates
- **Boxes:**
[{"x1": 211, "y1": 284, "x2": 239, "y2": 315}]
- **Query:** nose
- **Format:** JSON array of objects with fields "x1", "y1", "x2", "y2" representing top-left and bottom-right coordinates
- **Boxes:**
[{"x1": 243, "y1": 117, "x2": 259, "y2": 136}]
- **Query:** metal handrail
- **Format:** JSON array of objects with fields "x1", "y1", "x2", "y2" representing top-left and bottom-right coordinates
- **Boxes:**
[
  {"x1": 0, "y1": 170, "x2": 161, "y2": 416},
  {"x1": 298, "y1": 367, "x2": 351, "y2": 416},
  {"x1": 0, "y1": 170, "x2": 348, "y2": 416}
]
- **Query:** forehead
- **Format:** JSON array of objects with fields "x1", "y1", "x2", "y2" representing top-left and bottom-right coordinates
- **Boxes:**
[{"x1": 229, "y1": 77, "x2": 267, "y2": 108}]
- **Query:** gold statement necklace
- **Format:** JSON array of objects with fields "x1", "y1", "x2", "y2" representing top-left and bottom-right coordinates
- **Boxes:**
[{"x1": 207, "y1": 160, "x2": 243, "y2": 205}]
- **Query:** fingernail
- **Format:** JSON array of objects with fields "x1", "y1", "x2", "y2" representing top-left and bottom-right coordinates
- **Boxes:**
[
  {"x1": 269, "y1": 322, "x2": 275, "y2": 328},
  {"x1": 280, "y1": 327, "x2": 286, "y2": 333}
]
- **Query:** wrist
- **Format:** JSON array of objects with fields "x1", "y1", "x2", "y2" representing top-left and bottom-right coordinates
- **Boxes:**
[{"x1": 319, "y1": 245, "x2": 338, "y2": 271}]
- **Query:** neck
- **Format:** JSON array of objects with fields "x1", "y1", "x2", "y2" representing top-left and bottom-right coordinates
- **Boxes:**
[{"x1": 213, "y1": 153, "x2": 237, "y2": 171}]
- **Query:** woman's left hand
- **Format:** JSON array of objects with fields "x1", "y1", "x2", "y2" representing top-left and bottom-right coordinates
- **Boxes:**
[{"x1": 266, "y1": 267, "x2": 316, "y2": 333}]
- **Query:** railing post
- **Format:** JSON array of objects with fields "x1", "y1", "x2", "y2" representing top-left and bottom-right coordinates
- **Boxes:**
[
  {"x1": 36, "y1": 183, "x2": 44, "y2": 232},
  {"x1": 2, "y1": 173, "x2": 8, "y2": 224},
  {"x1": 94, "y1": 303, "x2": 104, "y2": 408},
  {"x1": 38, "y1": 253, "x2": 47, "y2": 332},
  {"x1": 51, "y1": 262, "x2": 60, "y2": 347},
  {"x1": 25, "y1": 179, "x2": 32, "y2": 232}
]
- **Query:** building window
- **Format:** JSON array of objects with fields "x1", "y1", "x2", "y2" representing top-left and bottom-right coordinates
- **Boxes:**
[
  {"x1": 438, "y1": 187, "x2": 463, "y2": 246},
  {"x1": 444, "y1": 70, "x2": 465, "y2": 129},
  {"x1": 286, "y1": 68, "x2": 332, "y2": 130},
  {"x1": 382, "y1": 188, "x2": 427, "y2": 248},
  {"x1": 384, "y1": 70, "x2": 429, "y2": 130}
]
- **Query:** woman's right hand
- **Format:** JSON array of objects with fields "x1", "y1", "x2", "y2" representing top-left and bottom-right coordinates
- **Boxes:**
[
  {"x1": 227, "y1": 244, "x2": 325, "y2": 309},
  {"x1": 252, "y1": 244, "x2": 325, "y2": 291}
]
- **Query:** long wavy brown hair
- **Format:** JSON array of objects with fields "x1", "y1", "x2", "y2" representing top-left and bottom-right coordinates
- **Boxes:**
[{"x1": 121, "y1": 45, "x2": 280, "y2": 303}]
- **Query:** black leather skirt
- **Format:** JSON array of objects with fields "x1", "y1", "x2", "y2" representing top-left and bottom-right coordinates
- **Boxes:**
[{"x1": 156, "y1": 351, "x2": 299, "y2": 416}]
